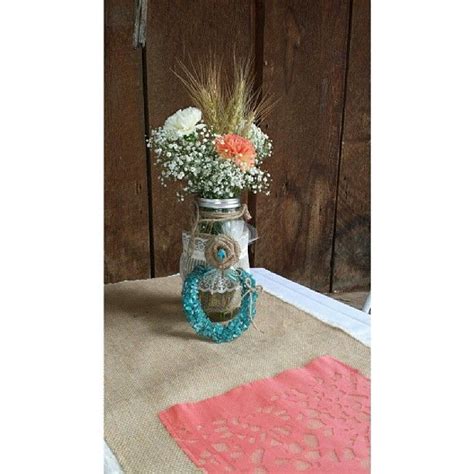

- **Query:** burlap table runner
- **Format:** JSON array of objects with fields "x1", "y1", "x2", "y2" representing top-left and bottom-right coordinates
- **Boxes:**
[{"x1": 105, "y1": 275, "x2": 370, "y2": 473}]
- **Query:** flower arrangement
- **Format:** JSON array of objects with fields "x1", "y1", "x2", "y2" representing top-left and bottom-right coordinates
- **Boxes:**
[{"x1": 147, "y1": 58, "x2": 274, "y2": 200}]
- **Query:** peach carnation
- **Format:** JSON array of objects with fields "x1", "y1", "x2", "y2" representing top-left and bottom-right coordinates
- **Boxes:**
[{"x1": 215, "y1": 134, "x2": 256, "y2": 171}]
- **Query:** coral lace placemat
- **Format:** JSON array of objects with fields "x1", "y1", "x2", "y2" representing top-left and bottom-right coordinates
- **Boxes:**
[{"x1": 159, "y1": 356, "x2": 370, "y2": 473}]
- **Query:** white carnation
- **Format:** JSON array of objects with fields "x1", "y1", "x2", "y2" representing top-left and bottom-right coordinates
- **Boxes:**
[{"x1": 163, "y1": 107, "x2": 202, "y2": 139}]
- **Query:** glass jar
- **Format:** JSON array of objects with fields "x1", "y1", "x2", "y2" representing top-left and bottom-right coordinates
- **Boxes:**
[
  {"x1": 179, "y1": 197, "x2": 251, "y2": 280},
  {"x1": 180, "y1": 197, "x2": 251, "y2": 322}
]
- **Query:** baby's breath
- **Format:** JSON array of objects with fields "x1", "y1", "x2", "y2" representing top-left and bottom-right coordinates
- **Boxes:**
[{"x1": 147, "y1": 122, "x2": 273, "y2": 200}]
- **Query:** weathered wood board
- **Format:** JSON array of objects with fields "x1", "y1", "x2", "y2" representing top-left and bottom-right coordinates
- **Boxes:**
[
  {"x1": 104, "y1": 0, "x2": 150, "y2": 283},
  {"x1": 255, "y1": 0, "x2": 352, "y2": 292},
  {"x1": 332, "y1": 0, "x2": 370, "y2": 291}
]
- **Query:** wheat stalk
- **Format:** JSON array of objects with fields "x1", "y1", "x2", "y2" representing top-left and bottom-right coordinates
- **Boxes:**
[{"x1": 174, "y1": 54, "x2": 277, "y2": 136}]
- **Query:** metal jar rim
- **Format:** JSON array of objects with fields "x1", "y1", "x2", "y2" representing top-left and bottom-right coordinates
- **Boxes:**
[{"x1": 197, "y1": 197, "x2": 241, "y2": 210}]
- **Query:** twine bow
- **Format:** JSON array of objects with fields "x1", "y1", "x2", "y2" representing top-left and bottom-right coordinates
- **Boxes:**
[{"x1": 239, "y1": 269, "x2": 264, "y2": 333}]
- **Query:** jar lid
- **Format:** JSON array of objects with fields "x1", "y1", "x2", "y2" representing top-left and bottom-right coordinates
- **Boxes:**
[{"x1": 197, "y1": 197, "x2": 241, "y2": 209}]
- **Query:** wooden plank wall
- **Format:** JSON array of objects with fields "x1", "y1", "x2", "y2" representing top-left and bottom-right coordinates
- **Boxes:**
[
  {"x1": 256, "y1": 0, "x2": 351, "y2": 291},
  {"x1": 332, "y1": 0, "x2": 371, "y2": 291},
  {"x1": 104, "y1": 0, "x2": 151, "y2": 282},
  {"x1": 104, "y1": 0, "x2": 371, "y2": 292}
]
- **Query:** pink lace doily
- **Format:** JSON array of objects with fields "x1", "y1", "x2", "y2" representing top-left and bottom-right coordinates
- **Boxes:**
[{"x1": 159, "y1": 356, "x2": 370, "y2": 473}]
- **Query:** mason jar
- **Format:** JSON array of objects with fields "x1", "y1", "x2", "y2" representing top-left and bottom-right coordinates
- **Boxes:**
[
  {"x1": 180, "y1": 197, "x2": 251, "y2": 322},
  {"x1": 179, "y1": 197, "x2": 250, "y2": 280}
]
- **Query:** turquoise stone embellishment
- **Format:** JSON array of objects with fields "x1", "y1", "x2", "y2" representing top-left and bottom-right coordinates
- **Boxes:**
[
  {"x1": 217, "y1": 248, "x2": 227, "y2": 261},
  {"x1": 181, "y1": 265, "x2": 258, "y2": 343}
]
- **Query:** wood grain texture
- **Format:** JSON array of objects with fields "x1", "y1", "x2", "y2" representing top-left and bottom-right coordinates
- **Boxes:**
[
  {"x1": 145, "y1": 0, "x2": 255, "y2": 276},
  {"x1": 105, "y1": 0, "x2": 150, "y2": 283},
  {"x1": 332, "y1": 0, "x2": 370, "y2": 291},
  {"x1": 255, "y1": 0, "x2": 352, "y2": 292}
]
